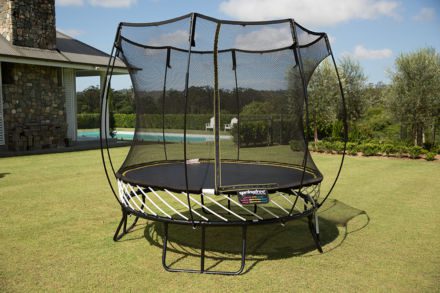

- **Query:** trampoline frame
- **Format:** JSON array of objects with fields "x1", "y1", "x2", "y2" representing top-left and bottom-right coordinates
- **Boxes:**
[
  {"x1": 100, "y1": 13, "x2": 347, "y2": 275},
  {"x1": 113, "y1": 182, "x2": 322, "y2": 274}
]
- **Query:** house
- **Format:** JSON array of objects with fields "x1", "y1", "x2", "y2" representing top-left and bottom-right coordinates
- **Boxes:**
[{"x1": 0, "y1": 0, "x2": 126, "y2": 151}]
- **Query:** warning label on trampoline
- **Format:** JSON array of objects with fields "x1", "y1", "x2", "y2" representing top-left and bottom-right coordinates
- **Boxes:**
[{"x1": 238, "y1": 190, "x2": 269, "y2": 205}]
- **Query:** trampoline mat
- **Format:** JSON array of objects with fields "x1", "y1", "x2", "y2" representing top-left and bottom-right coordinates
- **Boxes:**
[{"x1": 118, "y1": 161, "x2": 322, "y2": 193}]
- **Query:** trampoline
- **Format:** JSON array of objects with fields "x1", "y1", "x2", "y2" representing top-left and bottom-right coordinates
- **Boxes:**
[
  {"x1": 118, "y1": 160, "x2": 322, "y2": 193},
  {"x1": 100, "y1": 13, "x2": 347, "y2": 275}
]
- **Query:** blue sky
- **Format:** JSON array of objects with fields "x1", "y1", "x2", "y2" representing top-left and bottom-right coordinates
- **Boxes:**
[{"x1": 55, "y1": 0, "x2": 440, "y2": 91}]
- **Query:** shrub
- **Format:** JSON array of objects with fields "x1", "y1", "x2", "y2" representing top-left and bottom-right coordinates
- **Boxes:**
[
  {"x1": 314, "y1": 141, "x2": 325, "y2": 153},
  {"x1": 77, "y1": 113, "x2": 100, "y2": 129},
  {"x1": 346, "y1": 142, "x2": 358, "y2": 156},
  {"x1": 232, "y1": 121, "x2": 270, "y2": 147},
  {"x1": 397, "y1": 145, "x2": 408, "y2": 157},
  {"x1": 332, "y1": 141, "x2": 345, "y2": 154},
  {"x1": 425, "y1": 152, "x2": 436, "y2": 161},
  {"x1": 359, "y1": 143, "x2": 380, "y2": 156},
  {"x1": 381, "y1": 144, "x2": 397, "y2": 156},
  {"x1": 321, "y1": 141, "x2": 334, "y2": 153},
  {"x1": 290, "y1": 140, "x2": 304, "y2": 152},
  {"x1": 114, "y1": 113, "x2": 136, "y2": 128},
  {"x1": 408, "y1": 146, "x2": 423, "y2": 159}
]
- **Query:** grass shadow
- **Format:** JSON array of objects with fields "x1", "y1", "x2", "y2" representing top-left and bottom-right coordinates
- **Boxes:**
[
  {"x1": 0, "y1": 172, "x2": 11, "y2": 179},
  {"x1": 140, "y1": 199, "x2": 369, "y2": 273}
]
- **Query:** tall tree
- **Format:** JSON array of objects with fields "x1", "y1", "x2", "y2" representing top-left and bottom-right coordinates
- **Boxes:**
[
  {"x1": 389, "y1": 48, "x2": 440, "y2": 146},
  {"x1": 307, "y1": 59, "x2": 339, "y2": 144},
  {"x1": 77, "y1": 85, "x2": 100, "y2": 113},
  {"x1": 338, "y1": 56, "x2": 367, "y2": 123}
]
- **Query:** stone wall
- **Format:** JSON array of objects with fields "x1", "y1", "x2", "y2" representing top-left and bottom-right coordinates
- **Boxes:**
[
  {"x1": 0, "y1": 0, "x2": 56, "y2": 49},
  {"x1": 2, "y1": 63, "x2": 67, "y2": 150},
  {"x1": 0, "y1": 0, "x2": 13, "y2": 41}
]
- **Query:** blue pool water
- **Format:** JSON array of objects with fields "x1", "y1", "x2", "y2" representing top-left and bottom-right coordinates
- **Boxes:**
[{"x1": 78, "y1": 130, "x2": 223, "y2": 143}]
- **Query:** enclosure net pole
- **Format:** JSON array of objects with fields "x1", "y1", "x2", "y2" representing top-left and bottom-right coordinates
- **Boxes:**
[
  {"x1": 183, "y1": 14, "x2": 196, "y2": 226},
  {"x1": 318, "y1": 36, "x2": 348, "y2": 208},
  {"x1": 232, "y1": 50, "x2": 241, "y2": 160},
  {"x1": 288, "y1": 19, "x2": 312, "y2": 216},
  {"x1": 100, "y1": 24, "x2": 123, "y2": 205},
  {"x1": 213, "y1": 22, "x2": 222, "y2": 192},
  {"x1": 161, "y1": 48, "x2": 171, "y2": 161},
  {"x1": 103, "y1": 43, "x2": 119, "y2": 176}
]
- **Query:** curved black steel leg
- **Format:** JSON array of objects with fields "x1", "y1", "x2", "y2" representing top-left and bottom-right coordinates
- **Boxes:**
[
  {"x1": 308, "y1": 213, "x2": 323, "y2": 253},
  {"x1": 113, "y1": 209, "x2": 140, "y2": 241},
  {"x1": 113, "y1": 210, "x2": 127, "y2": 241},
  {"x1": 162, "y1": 223, "x2": 247, "y2": 275}
]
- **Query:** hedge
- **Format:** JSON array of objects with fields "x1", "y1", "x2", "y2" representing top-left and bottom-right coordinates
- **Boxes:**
[
  {"x1": 77, "y1": 113, "x2": 100, "y2": 129},
  {"x1": 77, "y1": 113, "x2": 236, "y2": 130},
  {"x1": 309, "y1": 140, "x2": 436, "y2": 160},
  {"x1": 231, "y1": 118, "x2": 299, "y2": 147}
]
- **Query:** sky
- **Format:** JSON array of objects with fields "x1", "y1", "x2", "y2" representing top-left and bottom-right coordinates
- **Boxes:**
[{"x1": 55, "y1": 0, "x2": 440, "y2": 91}]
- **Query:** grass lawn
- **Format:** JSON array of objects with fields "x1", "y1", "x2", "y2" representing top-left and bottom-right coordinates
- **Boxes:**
[{"x1": 0, "y1": 147, "x2": 439, "y2": 292}]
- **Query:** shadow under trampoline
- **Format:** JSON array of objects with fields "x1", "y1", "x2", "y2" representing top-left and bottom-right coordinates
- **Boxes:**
[{"x1": 134, "y1": 199, "x2": 369, "y2": 274}]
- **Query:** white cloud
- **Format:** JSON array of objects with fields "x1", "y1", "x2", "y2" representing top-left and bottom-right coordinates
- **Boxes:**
[
  {"x1": 219, "y1": 0, "x2": 400, "y2": 27},
  {"x1": 328, "y1": 35, "x2": 336, "y2": 44},
  {"x1": 58, "y1": 0, "x2": 84, "y2": 6},
  {"x1": 58, "y1": 28, "x2": 83, "y2": 37},
  {"x1": 413, "y1": 7, "x2": 435, "y2": 22},
  {"x1": 58, "y1": 0, "x2": 137, "y2": 8},
  {"x1": 89, "y1": 0, "x2": 137, "y2": 8},
  {"x1": 352, "y1": 45, "x2": 392, "y2": 59},
  {"x1": 234, "y1": 27, "x2": 292, "y2": 50},
  {"x1": 149, "y1": 30, "x2": 189, "y2": 47}
]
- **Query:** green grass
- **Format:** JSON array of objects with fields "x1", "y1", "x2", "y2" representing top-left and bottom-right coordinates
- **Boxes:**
[{"x1": 0, "y1": 148, "x2": 439, "y2": 292}]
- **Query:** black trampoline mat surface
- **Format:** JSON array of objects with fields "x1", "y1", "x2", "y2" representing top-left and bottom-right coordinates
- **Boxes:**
[{"x1": 119, "y1": 161, "x2": 322, "y2": 192}]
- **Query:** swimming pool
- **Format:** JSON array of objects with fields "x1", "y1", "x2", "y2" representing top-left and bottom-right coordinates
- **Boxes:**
[{"x1": 78, "y1": 130, "x2": 231, "y2": 143}]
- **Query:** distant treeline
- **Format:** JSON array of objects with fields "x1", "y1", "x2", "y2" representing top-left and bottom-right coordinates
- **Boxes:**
[{"x1": 77, "y1": 47, "x2": 440, "y2": 148}]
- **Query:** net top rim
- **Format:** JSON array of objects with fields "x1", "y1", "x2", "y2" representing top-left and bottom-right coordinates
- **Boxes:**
[{"x1": 118, "y1": 12, "x2": 325, "y2": 36}]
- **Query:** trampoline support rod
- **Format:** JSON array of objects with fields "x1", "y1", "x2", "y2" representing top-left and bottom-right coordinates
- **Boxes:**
[{"x1": 162, "y1": 223, "x2": 247, "y2": 275}]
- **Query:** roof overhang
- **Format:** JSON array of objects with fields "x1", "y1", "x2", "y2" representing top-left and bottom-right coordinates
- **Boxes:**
[
  {"x1": 0, "y1": 31, "x2": 127, "y2": 76},
  {"x1": 0, "y1": 55, "x2": 127, "y2": 75}
]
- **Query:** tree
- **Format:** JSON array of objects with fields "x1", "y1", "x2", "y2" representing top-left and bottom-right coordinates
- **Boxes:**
[
  {"x1": 240, "y1": 101, "x2": 273, "y2": 115},
  {"x1": 76, "y1": 85, "x2": 100, "y2": 113},
  {"x1": 338, "y1": 56, "x2": 367, "y2": 123},
  {"x1": 307, "y1": 59, "x2": 339, "y2": 144},
  {"x1": 389, "y1": 48, "x2": 440, "y2": 146},
  {"x1": 111, "y1": 88, "x2": 135, "y2": 113},
  {"x1": 362, "y1": 82, "x2": 389, "y2": 109}
]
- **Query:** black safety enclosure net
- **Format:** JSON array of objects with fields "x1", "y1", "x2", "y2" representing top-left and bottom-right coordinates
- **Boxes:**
[{"x1": 100, "y1": 13, "x2": 347, "y2": 275}]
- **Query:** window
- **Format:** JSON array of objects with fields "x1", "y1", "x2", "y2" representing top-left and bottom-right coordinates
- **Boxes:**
[{"x1": 1, "y1": 62, "x2": 15, "y2": 85}]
